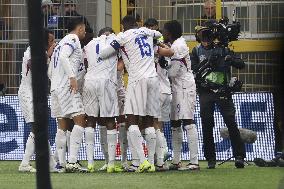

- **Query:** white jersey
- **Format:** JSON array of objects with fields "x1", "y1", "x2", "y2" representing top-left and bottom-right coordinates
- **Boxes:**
[
  {"x1": 19, "y1": 47, "x2": 32, "y2": 90},
  {"x1": 154, "y1": 45, "x2": 171, "y2": 94},
  {"x1": 84, "y1": 34, "x2": 118, "y2": 84},
  {"x1": 168, "y1": 37, "x2": 196, "y2": 92},
  {"x1": 116, "y1": 27, "x2": 162, "y2": 84},
  {"x1": 49, "y1": 34, "x2": 83, "y2": 91}
]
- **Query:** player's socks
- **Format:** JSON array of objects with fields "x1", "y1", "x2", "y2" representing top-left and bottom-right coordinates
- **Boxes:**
[
  {"x1": 127, "y1": 131, "x2": 140, "y2": 167},
  {"x1": 172, "y1": 127, "x2": 183, "y2": 164},
  {"x1": 68, "y1": 125, "x2": 84, "y2": 163},
  {"x1": 184, "y1": 124, "x2": 199, "y2": 165},
  {"x1": 118, "y1": 123, "x2": 128, "y2": 164},
  {"x1": 66, "y1": 130, "x2": 71, "y2": 154},
  {"x1": 107, "y1": 129, "x2": 117, "y2": 166},
  {"x1": 20, "y1": 132, "x2": 35, "y2": 166},
  {"x1": 128, "y1": 125, "x2": 146, "y2": 164},
  {"x1": 48, "y1": 143, "x2": 59, "y2": 172},
  {"x1": 156, "y1": 129, "x2": 165, "y2": 166},
  {"x1": 145, "y1": 127, "x2": 156, "y2": 165},
  {"x1": 53, "y1": 146, "x2": 59, "y2": 164},
  {"x1": 55, "y1": 129, "x2": 67, "y2": 166},
  {"x1": 99, "y1": 125, "x2": 109, "y2": 164},
  {"x1": 85, "y1": 127, "x2": 95, "y2": 165}
]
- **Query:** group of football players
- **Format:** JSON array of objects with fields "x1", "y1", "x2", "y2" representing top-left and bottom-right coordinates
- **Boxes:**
[{"x1": 18, "y1": 15, "x2": 200, "y2": 173}]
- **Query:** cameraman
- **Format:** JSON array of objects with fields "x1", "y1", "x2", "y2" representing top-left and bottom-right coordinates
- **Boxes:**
[{"x1": 191, "y1": 27, "x2": 246, "y2": 169}]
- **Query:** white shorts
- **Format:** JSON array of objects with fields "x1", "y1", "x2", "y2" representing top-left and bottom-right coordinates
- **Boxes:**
[
  {"x1": 18, "y1": 88, "x2": 34, "y2": 123},
  {"x1": 159, "y1": 93, "x2": 171, "y2": 122},
  {"x1": 51, "y1": 86, "x2": 84, "y2": 118},
  {"x1": 117, "y1": 85, "x2": 126, "y2": 116},
  {"x1": 171, "y1": 90, "x2": 196, "y2": 120},
  {"x1": 82, "y1": 79, "x2": 119, "y2": 117},
  {"x1": 124, "y1": 77, "x2": 160, "y2": 117}
]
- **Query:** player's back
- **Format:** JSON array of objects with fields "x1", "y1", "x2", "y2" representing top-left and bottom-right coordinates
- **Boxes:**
[
  {"x1": 19, "y1": 47, "x2": 32, "y2": 90},
  {"x1": 50, "y1": 34, "x2": 82, "y2": 91},
  {"x1": 118, "y1": 27, "x2": 158, "y2": 84},
  {"x1": 84, "y1": 34, "x2": 118, "y2": 83},
  {"x1": 169, "y1": 37, "x2": 195, "y2": 92}
]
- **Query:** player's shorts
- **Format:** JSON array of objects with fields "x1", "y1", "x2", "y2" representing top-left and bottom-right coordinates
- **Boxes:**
[
  {"x1": 171, "y1": 90, "x2": 196, "y2": 120},
  {"x1": 82, "y1": 79, "x2": 119, "y2": 117},
  {"x1": 18, "y1": 88, "x2": 34, "y2": 123},
  {"x1": 159, "y1": 93, "x2": 172, "y2": 122},
  {"x1": 50, "y1": 86, "x2": 84, "y2": 118},
  {"x1": 124, "y1": 76, "x2": 160, "y2": 117},
  {"x1": 117, "y1": 85, "x2": 126, "y2": 116}
]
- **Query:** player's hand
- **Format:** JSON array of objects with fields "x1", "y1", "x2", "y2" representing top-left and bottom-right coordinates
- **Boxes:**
[
  {"x1": 47, "y1": 43, "x2": 57, "y2": 58},
  {"x1": 69, "y1": 77, "x2": 78, "y2": 94}
]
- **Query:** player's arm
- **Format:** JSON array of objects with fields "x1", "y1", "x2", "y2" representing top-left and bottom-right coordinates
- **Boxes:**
[
  {"x1": 117, "y1": 58, "x2": 125, "y2": 71},
  {"x1": 157, "y1": 46, "x2": 174, "y2": 57},
  {"x1": 59, "y1": 44, "x2": 77, "y2": 93},
  {"x1": 100, "y1": 33, "x2": 124, "y2": 59}
]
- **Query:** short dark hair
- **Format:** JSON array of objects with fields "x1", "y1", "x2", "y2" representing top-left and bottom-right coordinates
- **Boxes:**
[
  {"x1": 98, "y1": 27, "x2": 114, "y2": 37},
  {"x1": 43, "y1": 28, "x2": 53, "y2": 48},
  {"x1": 121, "y1": 15, "x2": 137, "y2": 31},
  {"x1": 67, "y1": 17, "x2": 84, "y2": 33},
  {"x1": 163, "y1": 20, "x2": 183, "y2": 40},
  {"x1": 144, "y1": 18, "x2": 158, "y2": 27}
]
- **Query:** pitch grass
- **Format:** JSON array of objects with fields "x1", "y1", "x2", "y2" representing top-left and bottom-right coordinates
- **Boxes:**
[{"x1": 0, "y1": 161, "x2": 283, "y2": 189}]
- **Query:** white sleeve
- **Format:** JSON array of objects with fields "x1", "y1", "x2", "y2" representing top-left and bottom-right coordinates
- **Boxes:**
[
  {"x1": 59, "y1": 44, "x2": 76, "y2": 78},
  {"x1": 99, "y1": 34, "x2": 122, "y2": 59},
  {"x1": 172, "y1": 44, "x2": 189, "y2": 59},
  {"x1": 143, "y1": 27, "x2": 162, "y2": 39}
]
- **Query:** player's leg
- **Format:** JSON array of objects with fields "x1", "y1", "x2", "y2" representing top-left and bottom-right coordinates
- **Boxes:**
[
  {"x1": 170, "y1": 119, "x2": 183, "y2": 170},
  {"x1": 55, "y1": 118, "x2": 70, "y2": 170},
  {"x1": 104, "y1": 117, "x2": 122, "y2": 173},
  {"x1": 54, "y1": 86, "x2": 86, "y2": 172},
  {"x1": 142, "y1": 116, "x2": 156, "y2": 171},
  {"x1": 98, "y1": 118, "x2": 109, "y2": 171},
  {"x1": 183, "y1": 119, "x2": 199, "y2": 170},
  {"x1": 18, "y1": 90, "x2": 36, "y2": 172},
  {"x1": 155, "y1": 93, "x2": 171, "y2": 171},
  {"x1": 117, "y1": 115, "x2": 129, "y2": 169},
  {"x1": 85, "y1": 116, "x2": 96, "y2": 172},
  {"x1": 82, "y1": 79, "x2": 100, "y2": 172},
  {"x1": 182, "y1": 91, "x2": 199, "y2": 170},
  {"x1": 19, "y1": 123, "x2": 36, "y2": 172},
  {"x1": 117, "y1": 85, "x2": 128, "y2": 169}
]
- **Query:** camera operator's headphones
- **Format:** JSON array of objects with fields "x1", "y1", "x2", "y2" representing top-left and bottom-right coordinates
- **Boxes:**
[{"x1": 195, "y1": 26, "x2": 214, "y2": 43}]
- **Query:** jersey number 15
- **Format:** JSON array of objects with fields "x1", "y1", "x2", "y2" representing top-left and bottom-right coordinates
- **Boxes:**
[{"x1": 135, "y1": 36, "x2": 151, "y2": 58}]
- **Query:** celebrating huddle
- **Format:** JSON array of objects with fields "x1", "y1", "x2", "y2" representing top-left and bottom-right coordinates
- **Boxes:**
[{"x1": 18, "y1": 15, "x2": 205, "y2": 173}]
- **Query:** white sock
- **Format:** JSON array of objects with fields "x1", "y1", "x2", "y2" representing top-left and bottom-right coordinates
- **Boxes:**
[
  {"x1": 99, "y1": 125, "x2": 108, "y2": 164},
  {"x1": 48, "y1": 142, "x2": 56, "y2": 170},
  {"x1": 53, "y1": 146, "x2": 59, "y2": 163},
  {"x1": 128, "y1": 125, "x2": 146, "y2": 164},
  {"x1": 184, "y1": 124, "x2": 199, "y2": 165},
  {"x1": 127, "y1": 131, "x2": 139, "y2": 166},
  {"x1": 145, "y1": 127, "x2": 156, "y2": 165},
  {"x1": 66, "y1": 130, "x2": 71, "y2": 155},
  {"x1": 68, "y1": 125, "x2": 84, "y2": 163},
  {"x1": 21, "y1": 132, "x2": 35, "y2": 166},
  {"x1": 55, "y1": 129, "x2": 67, "y2": 166},
  {"x1": 118, "y1": 123, "x2": 128, "y2": 164},
  {"x1": 163, "y1": 135, "x2": 169, "y2": 152},
  {"x1": 156, "y1": 129, "x2": 165, "y2": 166},
  {"x1": 85, "y1": 127, "x2": 95, "y2": 165},
  {"x1": 172, "y1": 127, "x2": 183, "y2": 164},
  {"x1": 107, "y1": 129, "x2": 117, "y2": 166}
]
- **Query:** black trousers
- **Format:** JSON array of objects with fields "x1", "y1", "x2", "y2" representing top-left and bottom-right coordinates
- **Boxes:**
[{"x1": 199, "y1": 91, "x2": 246, "y2": 160}]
